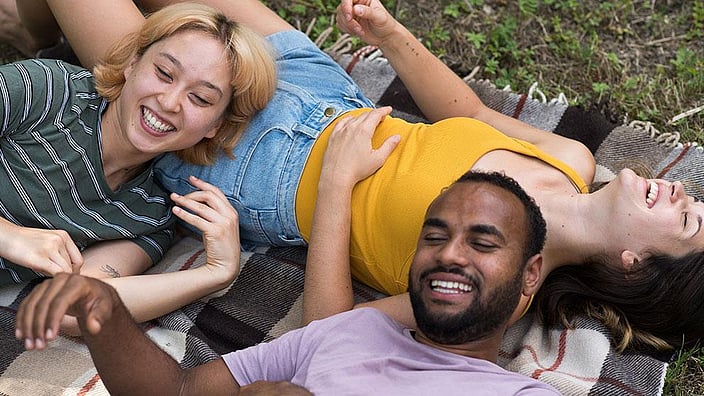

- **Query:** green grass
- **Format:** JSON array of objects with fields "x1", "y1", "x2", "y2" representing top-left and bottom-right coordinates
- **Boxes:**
[
  {"x1": 268, "y1": 0, "x2": 703, "y2": 144},
  {"x1": 664, "y1": 345, "x2": 704, "y2": 395}
]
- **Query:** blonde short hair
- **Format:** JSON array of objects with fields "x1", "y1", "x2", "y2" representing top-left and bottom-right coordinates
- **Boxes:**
[{"x1": 93, "y1": 2, "x2": 277, "y2": 165}]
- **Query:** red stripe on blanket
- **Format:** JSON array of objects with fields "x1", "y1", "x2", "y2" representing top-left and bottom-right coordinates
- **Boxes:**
[
  {"x1": 525, "y1": 329, "x2": 601, "y2": 384},
  {"x1": 345, "y1": 55, "x2": 361, "y2": 74},
  {"x1": 529, "y1": 328, "x2": 568, "y2": 378},
  {"x1": 656, "y1": 142, "x2": 692, "y2": 178},
  {"x1": 180, "y1": 249, "x2": 206, "y2": 271},
  {"x1": 512, "y1": 94, "x2": 528, "y2": 119},
  {"x1": 78, "y1": 373, "x2": 101, "y2": 395}
]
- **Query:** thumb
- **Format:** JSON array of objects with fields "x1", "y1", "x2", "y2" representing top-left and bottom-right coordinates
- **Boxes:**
[
  {"x1": 353, "y1": 3, "x2": 388, "y2": 26},
  {"x1": 82, "y1": 297, "x2": 113, "y2": 336},
  {"x1": 374, "y1": 134, "x2": 401, "y2": 164}
]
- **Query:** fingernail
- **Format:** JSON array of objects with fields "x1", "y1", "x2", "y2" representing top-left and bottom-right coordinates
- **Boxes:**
[
  {"x1": 24, "y1": 338, "x2": 33, "y2": 350},
  {"x1": 46, "y1": 328, "x2": 54, "y2": 340},
  {"x1": 15, "y1": 328, "x2": 22, "y2": 339},
  {"x1": 35, "y1": 338, "x2": 44, "y2": 350}
]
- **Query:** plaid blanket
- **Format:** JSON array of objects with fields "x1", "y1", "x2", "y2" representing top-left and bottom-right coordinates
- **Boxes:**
[{"x1": 3, "y1": 34, "x2": 700, "y2": 396}]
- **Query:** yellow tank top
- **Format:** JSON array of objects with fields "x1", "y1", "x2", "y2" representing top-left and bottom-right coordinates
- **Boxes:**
[{"x1": 296, "y1": 109, "x2": 588, "y2": 295}]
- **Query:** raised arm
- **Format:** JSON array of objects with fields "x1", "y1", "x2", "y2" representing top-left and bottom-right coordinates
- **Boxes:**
[
  {"x1": 302, "y1": 108, "x2": 399, "y2": 325},
  {"x1": 17, "y1": 0, "x2": 145, "y2": 70},
  {"x1": 104, "y1": 176, "x2": 241, "y2": 323},
  {"x1": 15, "y1": 273, "x2": 240, "y2": 395},
  {"x1": 337, "y1": 0, "x2": 595, "y2": 184},
  {"x1": 19, "y1": 0, "x2": 294, "y2": 72}
]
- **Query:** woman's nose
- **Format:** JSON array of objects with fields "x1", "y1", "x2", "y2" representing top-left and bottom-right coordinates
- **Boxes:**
[
  {"x1": 669, "y1": 181, "x2": 687, "y2": 203},
  {"x1": 158, "y1": 89, "x2": 181, "y2": 112}
]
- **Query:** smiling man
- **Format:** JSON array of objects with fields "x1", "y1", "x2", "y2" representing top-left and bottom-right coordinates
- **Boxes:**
[{"x1": 15, "y1": 170, "x2": 557, "y2": 395}]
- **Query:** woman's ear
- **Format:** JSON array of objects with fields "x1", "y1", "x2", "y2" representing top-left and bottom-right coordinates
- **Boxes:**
[
  {"x1": 123, "y1": 55, "x2": 139, "y2": 80},
  {"x1": 522, "y1": 254, "x2": 542, "y2": 297},
  {"x1": 620, "y1": 250, "x2": 640, "y2": 270}
]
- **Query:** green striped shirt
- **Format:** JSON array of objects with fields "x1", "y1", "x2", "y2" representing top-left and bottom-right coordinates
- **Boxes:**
[{"x1": 0, "y1": 59, "x2": 175, "y2": 284}]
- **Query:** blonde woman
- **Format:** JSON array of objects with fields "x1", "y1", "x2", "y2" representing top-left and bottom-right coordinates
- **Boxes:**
[{"x1": 0, "y1": 3, "x2": 277, "y2": 331}]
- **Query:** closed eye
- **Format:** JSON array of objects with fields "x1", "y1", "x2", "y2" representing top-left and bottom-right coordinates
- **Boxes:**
[
  {"x1": 471, "y1": 240, "x2": 498, "y2": 252},
  {"x1": 190, "y1": 93, "x2": 211, "y2": 106},
  {"x1": 156, "y1": 66, "x2": 172, "y2": 82}
]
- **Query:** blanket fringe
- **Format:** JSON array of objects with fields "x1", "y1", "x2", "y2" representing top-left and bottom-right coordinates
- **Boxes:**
[{"x1": 628, "y1": 120, "x2": 699, "y2": 150}]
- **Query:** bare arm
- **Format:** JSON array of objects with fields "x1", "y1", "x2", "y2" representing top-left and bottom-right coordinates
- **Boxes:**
[
  {"x1": 15, "y1": 273, "x2": 240, "y2": 395},
  {"x1": 302, "y1": 108, "x2": 399, "y2": 325},
  {"x1": 355, "y1": 293, "x2": 416, "y2": 328},
  {"x1": 337, "y1": 0, "x2": 595, "y2": 184},
  {"x1": 18, "y1": 0, "x2": 145, "y2": 70},
  {"x1": 138, "y1": 0, "x2": 294, "y2": 37},
  {"x1": 112, "y1": 176, "x2": 241, "y2": 322},
  {"x1": 25, "y1": 0, "x2": 294, "y2": 72},
  {"x1": 79, "y1": 177, "x2": 241, "y2": 325}
]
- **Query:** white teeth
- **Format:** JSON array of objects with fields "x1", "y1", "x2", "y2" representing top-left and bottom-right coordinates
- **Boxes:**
[
  {"x1": 646, "y1": 181, "x2": 659, "y2": 207},
  {"x1": 430, "y1": 279, "x2": 473, "y2": 294},
  {"x1": 142, "y1": 108, "x2": 175, "y2": 133}
]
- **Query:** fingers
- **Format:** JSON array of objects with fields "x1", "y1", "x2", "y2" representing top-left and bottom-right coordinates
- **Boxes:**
[
  {"x1": 65, "y1": 238, "x2": 84, "y2": 274},
  {"x1": 332, "y1": 106, "x2": 391, "y2": 140},
  {"x1": 10, "y1": 229, "x2": 84, "y2": 275},
  {"x1": 170, "y1": 176, "x2": 238, "y2": 235},
  {"x1": 50, "y1": 232, "x2": 83, "y2": 274},
  {"x1": 374, "y1": 134, "x2": 401, "y2": 164},
  {"x1": 323, "y1": 107, "x2": 398, "y2": 184},
  {"x1": 15, "y1": 274, "x2": 116, "y2": 350},
  {"x1": 16, "y1": 274, "x2": 71, "y2": 350},
  {"x1": 337, "y1": 0, "x2": 354, "y2": 22}
]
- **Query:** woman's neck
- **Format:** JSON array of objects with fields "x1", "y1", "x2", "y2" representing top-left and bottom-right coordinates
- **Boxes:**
[
  {"x1": 100, "y1": 105, "x2": 153, "y2": 191},
  {"x1": 535, "y1": 190, "x2": 613, "y2": 283}
]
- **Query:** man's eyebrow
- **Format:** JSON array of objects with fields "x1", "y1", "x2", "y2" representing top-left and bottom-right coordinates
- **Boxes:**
[
  {"x1": 422, "y1": 218, "x2": 447, "y2": 229},
  {"x1": 469, "y1": 224, "x2": 505, "y2": 243},
  {"x1": 159, "y1": 52, "x2": 224, "y2": 96}
]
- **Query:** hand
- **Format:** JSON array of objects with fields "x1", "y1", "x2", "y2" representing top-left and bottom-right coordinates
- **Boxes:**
[
  {"x1": 336, "y1": 0, "x2": 399, "y2": 46},
  {"x1": 321, "y1": 107, "x2": 400, "y2": 187},
  {"x1": 15, "y1": 273, "x2": 120, "y2": 350},
  {"x1": 0, "y1": 225, "x2": 83, "y2": 275},
  {"x1": 170, "y1": 176, "x2": 241, "y2": 285},
  {"x1": 239, "y1": 381, "x2": 313, "y2": 396}
]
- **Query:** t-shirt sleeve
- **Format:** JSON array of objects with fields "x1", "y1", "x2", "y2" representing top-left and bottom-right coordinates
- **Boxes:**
[
  {"x1": 221, "y1": 325, "x2": 308, "y2": 385},
  {"x1": 0, "y1": 60, "x2": 47, "y2": 137},
  {"x1": 130, "y1": 224, "x2": 176, "y2": 264}
]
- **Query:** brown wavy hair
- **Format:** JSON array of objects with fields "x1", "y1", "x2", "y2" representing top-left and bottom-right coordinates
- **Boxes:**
[
  {"x1": 93, "y1": 2, "x2": 277, "y2": 165},
  {"x1": 536, "y1": 252, "x2": 704, "y2": 355}
]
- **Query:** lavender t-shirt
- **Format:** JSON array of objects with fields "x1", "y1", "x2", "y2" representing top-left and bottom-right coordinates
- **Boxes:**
[{"x1": 223, "y1": 308, "x2": 559, "y2": 395}]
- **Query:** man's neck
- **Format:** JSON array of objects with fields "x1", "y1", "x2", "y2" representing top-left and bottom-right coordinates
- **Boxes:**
[{"x1": 412, "y1": 328, "x2": 506, "y2": 363}]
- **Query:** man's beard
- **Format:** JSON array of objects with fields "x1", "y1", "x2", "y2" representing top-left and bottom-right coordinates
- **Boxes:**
[{"x1": 408, "y1": 267, "x2": 523, "y2": 345}]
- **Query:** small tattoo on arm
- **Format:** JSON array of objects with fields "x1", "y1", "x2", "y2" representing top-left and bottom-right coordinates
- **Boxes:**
[{"x1": 100, "y1": 265, "x2": 121, "y2": 278}]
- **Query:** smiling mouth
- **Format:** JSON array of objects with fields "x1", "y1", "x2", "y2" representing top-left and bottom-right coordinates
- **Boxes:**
[
  {"x1": 430, "y1": 279, "x2": 474, "y2": 294},
  {"x1": 646, "y1": 181, "x2": 659, "y2": 208},
  {"x1": 142, "y1": 107, "x2": 176, "y2": 133}
]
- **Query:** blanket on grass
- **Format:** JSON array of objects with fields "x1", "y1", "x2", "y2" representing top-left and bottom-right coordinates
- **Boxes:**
[{"x1": 2, "y1": 33, "x2": 701, "y2": 396}]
